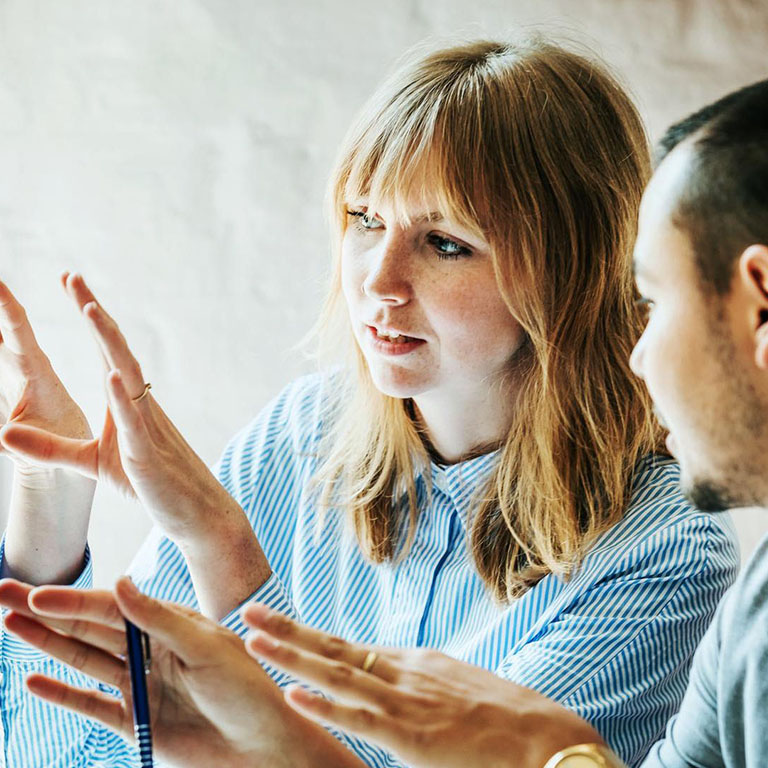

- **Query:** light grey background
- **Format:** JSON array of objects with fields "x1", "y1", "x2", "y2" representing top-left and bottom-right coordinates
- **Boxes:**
[{"x1": 0, "y1": 0, "x2": 766, "y2": 587}]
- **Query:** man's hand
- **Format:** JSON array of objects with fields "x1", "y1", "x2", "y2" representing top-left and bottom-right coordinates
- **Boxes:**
[{"x1": 0, "y1": 578, "x2": 366, "y2": 768}]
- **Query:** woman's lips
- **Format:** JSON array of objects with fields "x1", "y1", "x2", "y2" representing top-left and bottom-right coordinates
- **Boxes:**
[{"x1": 365, "y1": 326, "x2": 426, "y2": 356}]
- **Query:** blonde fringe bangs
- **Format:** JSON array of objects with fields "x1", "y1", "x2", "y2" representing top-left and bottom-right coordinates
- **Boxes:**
[{"x1": 312, "y1": 38, "x2": 663, "y2": 601}]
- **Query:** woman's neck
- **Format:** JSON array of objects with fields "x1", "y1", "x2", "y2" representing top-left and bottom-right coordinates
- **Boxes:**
[{"x1": 410, "y1": 383, "x2": 515, "y2": 465}]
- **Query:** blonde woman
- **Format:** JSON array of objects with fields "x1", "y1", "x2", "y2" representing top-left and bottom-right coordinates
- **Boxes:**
[{"x1": 0, "y1": 39, "x2": 737, "y2": 767}]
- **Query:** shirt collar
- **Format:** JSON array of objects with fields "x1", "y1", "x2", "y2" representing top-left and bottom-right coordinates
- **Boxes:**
[{"x1": 410, "y1": 449, "x2": 500, "y2": 530}]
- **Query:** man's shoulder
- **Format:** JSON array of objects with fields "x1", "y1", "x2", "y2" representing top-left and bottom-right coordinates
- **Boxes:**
[{"x1": 721, "y1": 528, "x2": 768, "y2": 627}]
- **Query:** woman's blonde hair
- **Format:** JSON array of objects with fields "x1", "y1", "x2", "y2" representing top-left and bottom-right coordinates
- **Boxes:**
[{"x1": 313, "y1": 37, "x2": 663, "y2": 601}]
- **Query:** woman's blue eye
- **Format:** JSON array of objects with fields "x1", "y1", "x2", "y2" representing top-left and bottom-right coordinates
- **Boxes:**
[
  {"x1": 347, "y1": 210, "x2": 382, "y2": 231},
  {"x1": 345, "y1": 213, "x2": 472, "y2": 260},
  {"x1": 428, "y1": 234, "x2": 472, "y2": 260}
]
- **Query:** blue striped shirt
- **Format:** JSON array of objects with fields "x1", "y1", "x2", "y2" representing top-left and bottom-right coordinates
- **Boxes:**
[{"x1": 0, "y1": 372, "x2": 739, "y2": 767}]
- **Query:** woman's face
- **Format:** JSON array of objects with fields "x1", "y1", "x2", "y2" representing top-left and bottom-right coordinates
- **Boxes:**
[{"x1": 341, "y1": 197, "x2": 525, "y2": 402}]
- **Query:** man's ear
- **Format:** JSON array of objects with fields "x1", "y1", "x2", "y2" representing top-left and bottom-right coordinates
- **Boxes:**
[{"x1": 738, "y1": 244, "x2": 768, "y2": 370}]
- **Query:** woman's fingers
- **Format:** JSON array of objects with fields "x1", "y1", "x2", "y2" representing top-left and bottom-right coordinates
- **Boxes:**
[
  {"x1": 0, "y1": 578, "x2": 35, "y2": 615},
  {"x1": 0, "y1": 581, "x2": 122, "y2": 651},
  {"x1": 83, "y1": 303, "x2": 146, "y2": 396},
  {"x1": 0, "y1": 581, "x2": 125, "y2": 654},
  {"x1": 0, "y1": 279, "x2": 40, "y2": 355},
  {"x1": 26, "y1": 673, "x2": 127, "y2": 735},
  {"x1": 73, "y1": 272, "x2": 145, "y2": 396},
  {"x1": 246, "y1": 630, "x2": 397, "y2": 707},
  {"x1": 28, "y1": 585, "x2": 125, "y2": 630},
  {"x1": 62, "y1": 271, "x2": 110, "y2": 371},
  {"x1": 4, "y1": 612, "x2": 127, "y2": 688},
  {"x1": 62, "y1": 273, "x2": 146, "y2": 396},
  {"x1": 104, "y1": 370, "x2": 151, "y2": 459},
  {"x1": 114, "y1": 576, "x2": 227, "y2": 665},
  {"x1": 4, "y1": 610, "x2": 124, "y2": 657},
  {"x1": 285, "y1": 685, "x2": 402, "y2": 748},
  {"x1": 62, "y1": 272, "x2": 99, "y2": 313},
  {"x1": 242, "y1": 604, "x2": 398, "y2": 683},
  {"x1": 0, "y1": 423, "x2": 98, "y2": 477}
]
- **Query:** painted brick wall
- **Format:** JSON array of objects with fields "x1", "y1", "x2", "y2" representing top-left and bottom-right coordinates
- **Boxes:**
[{"x1": 0, "y1": 0, "x2": 765, "y2": 586}]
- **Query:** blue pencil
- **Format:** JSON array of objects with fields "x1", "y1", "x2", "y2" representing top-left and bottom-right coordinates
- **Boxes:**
[{"x1": 125, "y1": 619, "x2": 154, "y2": 767}]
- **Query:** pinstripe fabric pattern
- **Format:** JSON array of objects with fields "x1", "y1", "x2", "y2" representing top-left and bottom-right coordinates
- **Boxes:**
[{"x1": 0, "y1": 372, "x2": 739, "y2": 767}]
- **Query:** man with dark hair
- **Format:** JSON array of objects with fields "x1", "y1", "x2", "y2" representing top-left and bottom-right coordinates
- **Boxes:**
[
  {"x1": 623, "y1": 77, "x2": 768, "y2": 766},
  {"x1": 1, "y1": 81, "x2": 767, "y2": 768},
  {"x1": 654, "y1": 79, "x2": 768, "y2": 297}
]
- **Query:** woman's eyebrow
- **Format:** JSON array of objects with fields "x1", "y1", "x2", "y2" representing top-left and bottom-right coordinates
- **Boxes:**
[
  {"x1": 415, "y1": 212, "x2": 444, "y2": 223},
  {"x1": 348, "y1": 206, "x2": 445, "y2": 224}
]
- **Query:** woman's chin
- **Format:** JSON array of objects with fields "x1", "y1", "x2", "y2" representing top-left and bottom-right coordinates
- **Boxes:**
[{"x1": 367, "y1": 367, "x2": 431, "y2": 400}]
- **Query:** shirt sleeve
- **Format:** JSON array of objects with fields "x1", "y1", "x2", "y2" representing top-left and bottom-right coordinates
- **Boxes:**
[
  {"x1": 0, "y1": 382, "x2": 299, "y2": 768},
  {"x1": 640, "y1": 608, "x2": 723, "y2": 768},
  {"x1": 497, "y1": 513, "x2": 737, "y2": 768},
  {"x1": 0, "y1": 376, "x2": 403, "y2": 767},
  {"x1": 0, "y1": 537, "x2": 145, "y2": 767}
]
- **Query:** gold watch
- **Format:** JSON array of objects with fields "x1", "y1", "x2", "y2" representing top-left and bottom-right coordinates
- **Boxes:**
[{"x1": 542, "y1": 743, "x2": 626, "y2": 768}]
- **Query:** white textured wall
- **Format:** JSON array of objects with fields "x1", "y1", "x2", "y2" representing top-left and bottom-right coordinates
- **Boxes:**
[{"x1": 1, "y1": 0, "x2": 766, "y2": 587}]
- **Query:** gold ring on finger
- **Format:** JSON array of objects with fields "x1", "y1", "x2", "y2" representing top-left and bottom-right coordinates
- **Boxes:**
[
  {"x1": 361, "y1": 650, "x2": 378, "y2": 674},
  {"x1": 133, "y1": 382, "x2": 152, "y2": 403}
]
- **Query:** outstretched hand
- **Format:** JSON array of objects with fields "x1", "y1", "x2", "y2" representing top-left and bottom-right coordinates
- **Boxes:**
[
  {"x1": 1, "y1": 273, "x2": 211, "y2": 529},
  {"x1": 0, "y1": 578, "x2": 364, "y2": 768},
  {"x1": 0, "y1": 277, "x2": 96, "y2": 584},
  {"x1": 0, "y1": 277, "x2": 92, "y2": 454},
  {"x1": 2, "y1": 273, "x2": 271, "y2": 618},
  {"x1": 242, "y1": 605, "x2": 609, "y2": 768}
]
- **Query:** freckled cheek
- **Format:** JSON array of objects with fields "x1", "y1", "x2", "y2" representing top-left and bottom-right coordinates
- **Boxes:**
[
  {"x1": 340, "y1": 243, "x2": 366, "y2": 309},
  {"x1": 428, "y1": 287, "x2": 522, "y2": 362}
]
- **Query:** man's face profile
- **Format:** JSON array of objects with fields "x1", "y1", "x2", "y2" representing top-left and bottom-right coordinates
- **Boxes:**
[{"x1": 631, "y1": 141, "x2": 768, "y2": 512}]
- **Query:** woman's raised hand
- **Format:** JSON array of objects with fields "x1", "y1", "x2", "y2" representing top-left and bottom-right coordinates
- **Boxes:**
[
  {"x1": 2, "y1": 272, "x2": 200, "y2": 515},
  {"x1": 0, "y1": 278, "x2": 92, "y2": 451},
  {"x1": 242, "y1": 606, "x2": 609, "y2": 768},
  {"x1": 0, "y1": 279, "x2": 96, "y2": 584},
  {"x1": 0, "y1": 578, "x2": 365, "y2": 768},
  {"x1": 1, "y1": 273, "x2": 271, "y2": 618}
]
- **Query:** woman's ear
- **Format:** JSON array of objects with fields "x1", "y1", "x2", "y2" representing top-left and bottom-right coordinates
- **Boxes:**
[{"x1": 738, "y1": 244, "x2": 768, "y2": 370}]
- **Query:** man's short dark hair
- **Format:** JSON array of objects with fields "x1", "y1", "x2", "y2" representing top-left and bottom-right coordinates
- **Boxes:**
[{"x1": 656, "y1": 80, "x2": 768, "y2": 295}]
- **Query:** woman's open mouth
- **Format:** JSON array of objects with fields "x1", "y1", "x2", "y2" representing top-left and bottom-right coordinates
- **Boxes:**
[{"x1": 366, "y1": 326, "x2": 426, "y2": 356}]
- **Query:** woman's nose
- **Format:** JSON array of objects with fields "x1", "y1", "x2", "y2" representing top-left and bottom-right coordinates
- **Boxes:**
[
  {"x1": 362, "y1": 236, "x2": 412, "y2": 305},
  {"x1": 629, "y1": 331, "x2": 646, "y2": 379}
]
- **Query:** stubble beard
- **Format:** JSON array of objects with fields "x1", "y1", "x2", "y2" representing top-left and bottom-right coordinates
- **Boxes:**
[{"x1": 684, "y1": 307, "x2": 768, "y2": 512}]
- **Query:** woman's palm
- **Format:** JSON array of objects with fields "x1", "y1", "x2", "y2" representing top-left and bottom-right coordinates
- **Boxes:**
[{"x1": 0, "y1": 282, "x2": 92, "y2": 468}]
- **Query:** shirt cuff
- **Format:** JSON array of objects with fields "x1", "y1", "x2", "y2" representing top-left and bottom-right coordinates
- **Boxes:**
[
  {"x1": 219, "y1": 570, "x2": 297, "y2": 638},
  {"x1": 219, "y1": 571, "x2": 299, "y2": 689},
  {"x1": 0, "y1": 537, "x2": 93, "y2": 663}
]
